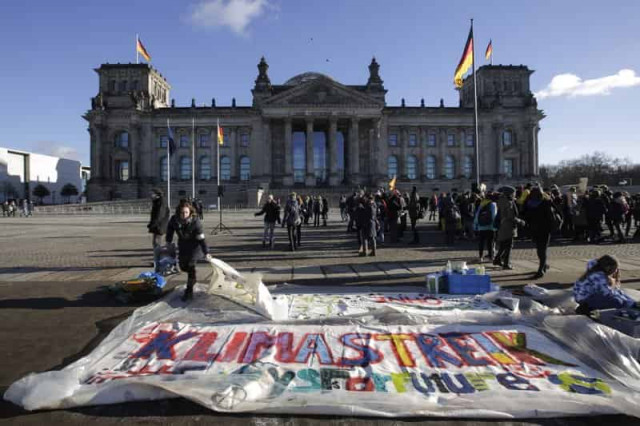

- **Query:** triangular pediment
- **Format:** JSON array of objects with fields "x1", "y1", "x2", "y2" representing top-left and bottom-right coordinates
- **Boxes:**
[{"x1": 262, "y1": 77, "x2": 382, "y2": 107}]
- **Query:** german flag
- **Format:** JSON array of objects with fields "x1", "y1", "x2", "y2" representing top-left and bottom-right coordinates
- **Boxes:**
[
  {"x1": 453, "y1": 27, "x2": 474, "y2": 88},
  {"x1": 217, "y1": 122, "x2": 224, "y2": 146},
  {"x1": 137, "y1": 38, "x2": 151, "y2": 62},
  {"x1": 485, "y1": 39, "x2": 493, "y2": 61}
]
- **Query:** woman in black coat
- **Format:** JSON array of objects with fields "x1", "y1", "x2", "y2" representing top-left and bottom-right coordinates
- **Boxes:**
[
  {"x1": 166, "y1": 200, "x2": 211, "y2": 301},
  {"x1": 356, "y1": 195, "x2": 378, "y2": 256},
  {"x1": 523, "y1": 187, "x2": 555, "y2": 279},
  {"x1": 147, "y1": 189, "x2": 170, "y2": 258}
]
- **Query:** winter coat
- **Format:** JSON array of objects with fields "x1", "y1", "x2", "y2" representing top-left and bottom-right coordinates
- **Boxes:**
[
  {"x1": 586, "y1": 197, "x2": 607, "y2": 223},
  {"x1": 255, "y1": 201, "x2": 281, "y2": 224},
  {"x1": 387, "y1": 195, "x2": 402, "y2": 220},
  {"x1": 148, "y1": 196, "x2": 170, "y2": 235},
  {"x1": 524, "y1": 197, "x2": 555, "y2": 236},
  {"x1": 473, "y1": 200, "x2": 498, "y2": 232},
  {"x1": 496, "y1": 197, "x2": 519, "y2": 242},
  {"x1": 355, "y1": 202, "x2": 377, "y2": 239},
  {"x1": 166, "y1": 215, "x2": 208, "y2": 265},
  {"x1": 283, "y1": 199, "x2": 301, "y2": 226},
  {"x1": 408, "y1": 191, "x2": 421, "y2": 220},
  {"x1": 609, "y1": 198, "x2": 627, "y2": 225},
  {"x1": 321, "y1": 198, "x2": 329, "y2": 214}
]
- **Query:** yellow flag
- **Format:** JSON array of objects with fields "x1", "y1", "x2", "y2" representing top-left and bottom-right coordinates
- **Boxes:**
[{"x1": 389, "y1": 175, "x2": 397, "y2": 191}]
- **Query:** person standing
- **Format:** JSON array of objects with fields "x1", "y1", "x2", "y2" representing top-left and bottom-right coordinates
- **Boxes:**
[
  {"x1": 321, "y1": 195, "x2": 329, "y2": 226},
  {"x1": 473, "y1": 193, "x2": 498, "y2": 263},
  {"x1": 524, "y1": 187, "x2": 555, "y2": 279},
  {"x1": 313, "y1": 196, "x2": 321, "y2": 228},
  {"x1": 166, "y1": 200, "x2": 211, "y2": 301},
  {"x1": 283, "y1": 193, "x2": 301, "y2": 251},
  {"x1": 356, "y1": 194, "x2": 377, "y2": 256},
  {"x1": 147, "y1": 189, "x2": 170, "y2": 264},
  {"x1": 255, "y1": 194, "x2": 280, "y2": 249},
  {"x1": 339, "y1": 195, "x2": 347, "y2": 222},
  {"x1": 408, "y1": 186, "x2": 421, "y2": 244},
  {"x1": 494, "y1": 188, "x2": 520, "y2": 269},
  {"x1": 440, "y1": 193, "x2": 459, "y2": 246},
  {"x1": 387, "y1": 190, "x2": 402, "y2": 243}
]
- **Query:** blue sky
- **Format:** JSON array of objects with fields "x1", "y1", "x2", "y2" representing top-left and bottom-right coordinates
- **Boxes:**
[{"x1": 1, "y1": 0, "x2": 639, "y2": 166}]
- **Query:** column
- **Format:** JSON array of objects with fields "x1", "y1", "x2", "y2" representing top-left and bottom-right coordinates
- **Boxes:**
[
  {"x1": 263, "y1": 119, "x2": 272, "y2": 178},
  {"x1": 368, "y1": 120, "x2": 376, "y2": 183},
  {"x1": 328, "y1": 117, "x2": 339, "y2": 186},
  {"x1": 419, "y1": 126, "x2": 426, "y2": 181},
  {"x1": 349, "y1": 118, "x2": 360, "y2": 184},
  {"x1": 438, "y1": 128, "x2": 446, "y2": 180},
  {"x1": 399, "y1": 127, "x2": 407, "y2": 179},
  {"x1": 283, "y1": 118, "x2": 293, "y2": 186},
  {"x1": 130, "y1": 126, "x2": 138, "y2": 179},
  {"x1": 377, "y1": 117, "x2": 387, "y2": 185},
  {"x1": 458, "y1": 128, "x2": 465, "y2": 181},
  {"x1": 229, "y1": 127, "x2": 237, "y2": 180},
  {"x1": 305, "y1": 119, "x2": 315, "y2": 186},
  {"x1": 495, "y1": 124, "x2": 504, "y2": 182},
  {"x1": 90, "y1": 126, "x2": 99, "y2": 178}
]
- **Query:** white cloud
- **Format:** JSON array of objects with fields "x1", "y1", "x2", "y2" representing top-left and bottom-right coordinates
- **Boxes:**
[
  {"x1": 535, "y1": 69, "x2": 640, "y2": 99},
  {"x1": 189, "y1": 0, "x2": 271, "y2": 35},
  {"x1": 32, "y1": 141, "x2": 80, "y2": 161}
]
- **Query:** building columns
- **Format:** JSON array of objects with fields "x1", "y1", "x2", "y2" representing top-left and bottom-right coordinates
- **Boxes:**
[
  {"x1": 305, "y1": 119, "x2": 315, "y2": 186},
  {"x1": 348, "y1": 118, "x2": 359, "y2": 183},
  {"x1": 328, "y1": 117, "x2": 339, "y2": 186},
  {"x1": 283, "y1": 118, "x2": 293, "y2": 186}
]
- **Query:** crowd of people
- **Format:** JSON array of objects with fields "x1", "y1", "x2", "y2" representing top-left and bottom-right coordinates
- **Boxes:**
[{"x1": 1, "y1": 199, "x2": 33, "y2": 217}]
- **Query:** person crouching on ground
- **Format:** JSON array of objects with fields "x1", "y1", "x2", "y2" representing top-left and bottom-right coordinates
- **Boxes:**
[
  {"x1": 574, "y1": 255, "x2": 637, "y2": 314},
  {"x1": 166, "y1": 200, "x2": 211, "y2": 301},
  {"x1": 255, "y1": 194, "x2": 280, "y2": 249}
]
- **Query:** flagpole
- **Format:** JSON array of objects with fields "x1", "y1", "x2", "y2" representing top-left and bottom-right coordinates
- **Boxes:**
[
  {"x1": 136, "y1": 34, "x2": 139, "y2": 64},
  {"x1": 217, "y1": 119, "x2": 221, "y2": 214},
  {"x1": 491, "y1": 40, "x2": 493, "y2": 65},
  {"x1": 166, "y1": 118, "x2": 171, "y2": 209},
  {"x1": 192, "y1": 117, "x2": 195, "y2": 199},
  {"x1": 471, "y1": 19, "x2": 481, "y2": 188}
]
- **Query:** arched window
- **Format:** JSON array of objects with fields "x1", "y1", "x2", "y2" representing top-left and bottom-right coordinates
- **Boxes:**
[
  {"x1": 199, "y1": 156, "x2": 211, "y2": 180},
  {"x1": 240, "y1": 156, "x2": 251, "y2": 181},
  {"x1": 114, "y1": 131, "x2": 129, "y2": 148},
  {"x1": 159, "y1": 135, "x2": 168, "y2": 148},
  {"x1": 444, "y1": 155, "x2": 456, "y2": 179},
  {"x1": 160, "y1": 157, "x2": 168, "y2": 182},
  {"x1": 179, "y1": 156, "x2": 191, "y2": 180},
  {"x1": 426, "y1": 155, "x2": 436, "y2": 179},
  {"x1": 465, "y1": 133, "x2": 475, "y2": 147},
  {"x1": 463, "y1": 156, "x2": 473, "y2": 178},
  {"x1": 387, "y1": 155, "x2": 398, "y2": 179},
  {"x1": 179, "y1": 134, "x2": 190, "y2": 148},
  {"x1": 502, "y1": 130, "x2": 513, "y2": 147},
  {"x1": 406, "y1": 155, "x2": 417, "y2": 180},
  {"x1": 221, "y1": 156, "x2": 231, "y2": 181}
]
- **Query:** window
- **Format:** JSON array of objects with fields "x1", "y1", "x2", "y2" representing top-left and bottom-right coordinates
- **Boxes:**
[
  {"x1": 199, "y1": 156, "x2": 211, "y2": 180},
  {"x1": 240, "y1": 156, "x2": 251, "y2": 181},
  {"x1": 463, "y1": 156, "x2": 473, "y2": 178},
  {"x1": 408, "y1": 133, "x2": 417, "y2": 147},
  {"x1": 180, "y1": 134, "x2": 190, "y2": 148},
  {"x1": 406, "y1": 155, "x2": 417, "y2": 180},
  {"x1": 466, "y1": 133, "x2": 475, "y2": 147},
  {"x1": 388, "y1": 133, "x2": 398, "y2": 146},
  {"x1": 199, "y1": 133, "x2": 210, "y2": 148},
  {"x1": 179, "y1": 156, "x2": 191, "y2": 180},
  {"x1": 119, "y1": 80, "x2": 127, "y2": 92},
  {"x1": 159, "y1": 135, "x2": 168, "y2": 148},
  {"x1": 444, "y1": 155, "x2": 455, "y2": 179},
  {"x1": 504, "y1": 159, "x2": 514, "y2": 178},
  {"x1": 428, "y1": 133, "x2": 437, "y2": 147},
  {"x1": 293, "y1": 131, "x2": 306, "y2": 183},
  {"x1": 502, "y1": 130, "x2": 512, "y2": 147},
  {"x1": 221, "y1": 156, "x2": 231, "y2": 181},
  {"x1": 240, "y1": 133, "x2": 250, "y2": 147},
  {"x1": 426, "y1": 156, "x2": 436, "y2": 179},
  {"x1": 160, "y1": 157, "x2": 168, "y2": 181},
  {"x1": 116, "y1": 160, "x2": 129, "y2": 181},
  {"x1": 387, "y1": 155, "x2": 398, "y2": 179},
  {"x1": 447, "y1": 134, "x2": 455, "y2": 147},
  {"x1": 109, "y1": 80, "x2": 116, "y2": 92},
  {"x1": 131, "y1": 80, "x2": 139, "y2": 91},
  {"x1": 114, "y1": 131, "x2": 129, "y2": 148}
]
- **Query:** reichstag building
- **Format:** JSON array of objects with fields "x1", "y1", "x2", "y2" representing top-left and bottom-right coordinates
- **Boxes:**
[{"x1": 85, "y1": 57, "x2": 544, "y2": 204}]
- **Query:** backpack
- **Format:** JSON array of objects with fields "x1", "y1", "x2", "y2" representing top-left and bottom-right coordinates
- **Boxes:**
[{"x1": 477, "y1": 204, "x2": 493, "y2": 226}]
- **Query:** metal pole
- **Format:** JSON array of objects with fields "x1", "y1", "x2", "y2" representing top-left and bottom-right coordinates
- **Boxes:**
[
  {"x1": 136, "y1": 34, "x2": 139, "y2": 64},
  {"x1": 167, "y1": 118, "x2": 171, "y2": 210},
  {"x1": 192, "y1": 117, "x2": 195, "y2": 199},
  {"x1": 471, "y1": 19, "x2": 481, "y2": 188},
  {"x1": 217, "y1": 119, "x2": 221, "y2": 214}
]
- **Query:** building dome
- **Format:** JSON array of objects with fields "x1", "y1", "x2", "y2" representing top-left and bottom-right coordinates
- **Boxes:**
[{"x1": 284, "y1": 72, "x2": 333, "y2": 86}]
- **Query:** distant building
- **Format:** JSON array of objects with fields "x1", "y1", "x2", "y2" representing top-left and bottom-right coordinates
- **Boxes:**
[
  {"x1": 0, "y1": 147, "x2": 90, "y2": 203},
  {"x1": 85, "y1": 58, "x2": 544, "y2": 204}
]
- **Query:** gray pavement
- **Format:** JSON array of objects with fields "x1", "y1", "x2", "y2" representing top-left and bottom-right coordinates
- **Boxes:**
[{"x1": 2, "y1": 211, "x2": 640, "y2": 425}]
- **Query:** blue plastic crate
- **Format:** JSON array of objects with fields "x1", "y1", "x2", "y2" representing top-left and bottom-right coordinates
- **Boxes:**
[{"x1": 445, "y1": 271, "x2": 493, "y2": 294}]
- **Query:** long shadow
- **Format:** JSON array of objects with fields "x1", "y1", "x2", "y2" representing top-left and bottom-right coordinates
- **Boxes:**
[{"x1": 0, "y1": 265, "x2": 135, "y2": 274}]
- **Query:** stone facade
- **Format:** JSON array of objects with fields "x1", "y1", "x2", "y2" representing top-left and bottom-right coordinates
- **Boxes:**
[{"x1": 85, "y1": 58, "x2": 544, "y2": 204}]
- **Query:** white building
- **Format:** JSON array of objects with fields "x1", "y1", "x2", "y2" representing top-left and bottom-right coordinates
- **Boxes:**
[{"x1": 0, "y1": 147, "x2": 90, "y2": 204}]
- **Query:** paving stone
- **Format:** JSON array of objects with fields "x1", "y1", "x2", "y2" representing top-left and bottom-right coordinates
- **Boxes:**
[
  {"x1": 378, "y1": 262, "x2": 413, "y2": 277},
  {"x1": 352, "y1": 263, "x2": 385, "y2": 277},
  {"x1": 292, "y1": 265, "x2": 324, "y2": 281},
  {"x1": 322, "y1": 265, "x2": 355, "y2": 279}
]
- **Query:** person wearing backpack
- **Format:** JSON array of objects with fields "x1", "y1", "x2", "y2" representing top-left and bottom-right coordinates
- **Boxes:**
[
  {"x1": 473, "y1": 192, "x2": 498, "y2": 263},
  {"x1": 494, "y1": 187, "x2": 522, "y2": 269}
]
